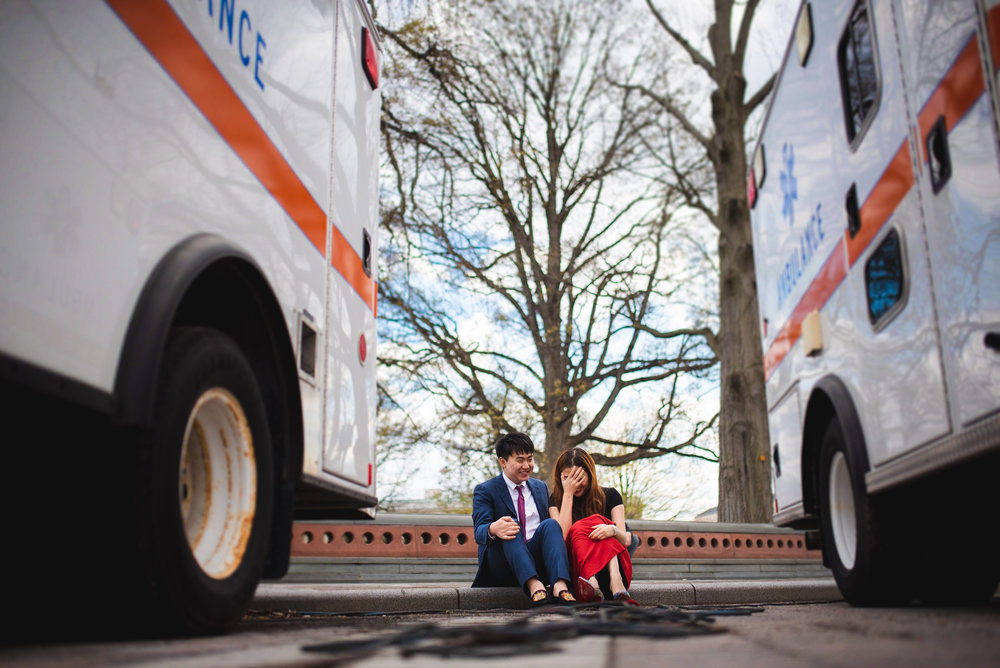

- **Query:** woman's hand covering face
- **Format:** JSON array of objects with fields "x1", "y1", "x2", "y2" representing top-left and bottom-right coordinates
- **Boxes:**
[{"x1": 561, "y1": 466, "x2": 588, "y2": 496}]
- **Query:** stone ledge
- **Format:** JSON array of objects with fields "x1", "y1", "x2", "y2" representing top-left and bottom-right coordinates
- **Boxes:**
[
  {"x1": 252, "y1": 578, "x2": 844, "y2": 614},
  {"x1": 281, "y1": 556, "x2": 831, "y2": 583},
  {"x1": 292, "y1": 515, "x2": 822, "y2": 561}
]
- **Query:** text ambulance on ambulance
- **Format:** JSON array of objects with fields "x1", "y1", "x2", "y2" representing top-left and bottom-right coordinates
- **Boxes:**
[
  {"x1": 748, "y1": 0, "x2": 1000, "y2": 606},
  {"x1": 0, "y1": 0, "x2": 381, "y2": 634}
]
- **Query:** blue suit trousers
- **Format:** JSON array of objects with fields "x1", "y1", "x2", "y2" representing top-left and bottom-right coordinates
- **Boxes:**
[{"x1": 487, "y1": 518, "x2": 571, "y2": 591}]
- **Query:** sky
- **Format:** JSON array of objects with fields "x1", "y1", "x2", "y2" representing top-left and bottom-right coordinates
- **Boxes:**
[{"x1": 375, "y1": 0, "x2": 803, "y2": 519}]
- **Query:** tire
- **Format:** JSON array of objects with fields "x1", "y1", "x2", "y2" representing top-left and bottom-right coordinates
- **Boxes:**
[
  {"x1": 135, "y1": 327, "x2": 274, "y2": 634},
  {"x1": 817, "y1": 419, "x2": 909, "y2": 606},
  {"x1": 2, "y1": 379, "x2": 122, "y2": 640}
]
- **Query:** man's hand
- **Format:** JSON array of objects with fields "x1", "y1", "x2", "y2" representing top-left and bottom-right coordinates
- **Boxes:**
[
  {"x1": 588, "y1": 524, "x2": 616, "y2": 540},
  {"x1": 490, "y1": 516, "x2": 521, "y2": 540}
]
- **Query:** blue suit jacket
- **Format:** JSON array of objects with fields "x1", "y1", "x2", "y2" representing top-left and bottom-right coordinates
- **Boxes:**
[{"x1": 471, "y1": 474, "x2": 551, "y2": 587}]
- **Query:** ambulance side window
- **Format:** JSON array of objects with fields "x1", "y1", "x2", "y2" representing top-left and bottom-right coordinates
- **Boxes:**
[
  {"x1": 865, "y1": 228, "x2": 906, "y2": 327},
  {"x1": 838, "y1": 1, "x2": 879, "y2": 144}
]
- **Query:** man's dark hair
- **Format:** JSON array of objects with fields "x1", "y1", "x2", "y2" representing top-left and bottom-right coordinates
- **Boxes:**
[{"x1": 495, "y1": 432, "x2": 535, "y2": 460}]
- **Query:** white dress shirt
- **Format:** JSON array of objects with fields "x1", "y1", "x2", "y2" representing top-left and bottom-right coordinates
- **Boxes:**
[{"x1": 502, "y1": 472, "x2": 540, "y2": 541}]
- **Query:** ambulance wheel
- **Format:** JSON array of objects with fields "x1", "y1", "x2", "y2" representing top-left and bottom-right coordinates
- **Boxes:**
[
  {"x1": 817, "y1": 419, "x2": 908, "y2": 606},
  {"x1": 139, "y1": 327, "x2": 273, "y2": 634}
]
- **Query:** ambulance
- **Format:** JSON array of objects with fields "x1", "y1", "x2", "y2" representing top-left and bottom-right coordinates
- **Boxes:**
[
  {"x1": 0, "y1": 0, "x2": 380, "y2": 633},
  {"x1": 748, "y1": 0, "x2": 1000, "y2": 605}
]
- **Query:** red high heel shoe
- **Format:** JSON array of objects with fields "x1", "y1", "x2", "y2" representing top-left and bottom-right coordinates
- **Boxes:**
[{"x1": 575, "y1": 577, "x2": 600, "y2": 602}]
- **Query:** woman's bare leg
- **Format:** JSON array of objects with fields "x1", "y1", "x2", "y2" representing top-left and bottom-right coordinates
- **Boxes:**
[{"x1": 607, "y1": 556, "x2": 626, "y2": 593}]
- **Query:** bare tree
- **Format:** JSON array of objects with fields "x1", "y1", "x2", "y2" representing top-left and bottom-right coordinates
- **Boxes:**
[
  {"x1": 377, "y1": 0, "x2": 718, "y2": 481},
  {"x1": 627, "y1": 0, "x2": 776, "y2": 522},
  {"x1": 373, "y1": 382, "x2": 432, "y2": 511},
  {"x1": 601, "y1": 453, "x2": 709, "y2": 521}
]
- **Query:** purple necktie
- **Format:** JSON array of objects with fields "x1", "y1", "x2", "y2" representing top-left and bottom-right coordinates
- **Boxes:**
[{"x1": 516, "y1": 484, "x2": 526, "y2": 539}]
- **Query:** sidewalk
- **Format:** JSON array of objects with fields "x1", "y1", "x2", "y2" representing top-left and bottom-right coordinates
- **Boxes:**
[{"x1": 252, "y1": 578, "x2": 843, "y2": 615}]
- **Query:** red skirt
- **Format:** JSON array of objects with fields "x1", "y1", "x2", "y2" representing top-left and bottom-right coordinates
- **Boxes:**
[{"x1": 566, "y1": 514, "x2": 632, "y2": 585}]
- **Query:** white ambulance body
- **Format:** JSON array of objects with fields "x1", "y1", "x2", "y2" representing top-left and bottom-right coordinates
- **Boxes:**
[
  {"x1": 0, "y1": 0, "x2": 380, "y2": 633},
  {"x1": 748, "y1": 0, "x2": 1000, "y2": 604}
]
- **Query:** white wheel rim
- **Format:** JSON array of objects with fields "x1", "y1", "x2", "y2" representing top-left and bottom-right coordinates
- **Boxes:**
[
  {"x1": 828, "y1": 450, "x2": 857, "y2": 570},
  {"x1": 179, "y1": 388, "x2": 256, "y2": 580}
]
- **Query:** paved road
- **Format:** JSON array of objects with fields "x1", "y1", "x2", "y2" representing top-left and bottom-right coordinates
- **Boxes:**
[{"x1": 3, "y1": 600, "x2": 998, "y2": 668}]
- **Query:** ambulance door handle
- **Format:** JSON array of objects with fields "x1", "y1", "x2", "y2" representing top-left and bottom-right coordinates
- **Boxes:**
[
  {"x1": 925, "y1": 115, "x2": 951, "y2": 194},
  {"x1": 845, "y1": 183, "x2": 861, "y2": 238},
  {"x1": 362, "y1": 228, "x2": 372, "y2": 277}
]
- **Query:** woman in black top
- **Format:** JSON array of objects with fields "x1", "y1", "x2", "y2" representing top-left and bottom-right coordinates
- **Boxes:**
[{"x1": 549, "y1": 448, "x2": 636, "y2": 603}]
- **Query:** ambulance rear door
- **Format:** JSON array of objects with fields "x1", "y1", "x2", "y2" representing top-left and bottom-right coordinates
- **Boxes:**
[
  {"x1": 895, "y1": 0, "x2": 1000, "y2": 429},
  {"x1": 321, "y1": 0, "x2": 379, "y2": 491}
]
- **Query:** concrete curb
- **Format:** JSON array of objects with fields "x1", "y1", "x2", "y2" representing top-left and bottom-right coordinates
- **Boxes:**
[{"x1": 252, "y1": 578, "x2": 842, "y2": 614}]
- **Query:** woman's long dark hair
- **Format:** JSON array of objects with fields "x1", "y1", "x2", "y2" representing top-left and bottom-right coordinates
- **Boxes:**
[{"x1": 550, "y1": 448, "x2": 605, "y2": 523}]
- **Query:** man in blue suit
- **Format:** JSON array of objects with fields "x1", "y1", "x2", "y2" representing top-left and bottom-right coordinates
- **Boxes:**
[{"x1": 471, "y1": 432, "x2": 575, "y2": 605}]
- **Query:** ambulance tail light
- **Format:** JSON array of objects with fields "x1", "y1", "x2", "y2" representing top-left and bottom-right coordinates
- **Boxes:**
[
  {"x1": 362, "y1": 27, "x2": 378, "y2": 90},
  {"x1": 748, "y1": 143, "x2": 766, "y2": 208}
]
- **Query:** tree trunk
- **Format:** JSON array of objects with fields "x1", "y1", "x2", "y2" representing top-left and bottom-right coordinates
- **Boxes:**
[
  {"x1": 539, "y1": 387, "x2": 573, "y2": 484},
  {"x1": 716, "y1": 211, "x2": 772, "y2": 522},
  {"x1": 712, "y1": 64, "x2": 772, "y2": 523}
]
